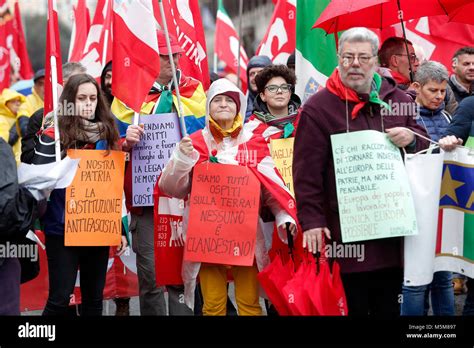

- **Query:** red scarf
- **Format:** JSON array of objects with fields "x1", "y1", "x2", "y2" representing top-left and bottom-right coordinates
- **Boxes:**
[
  {"x1": 389, "y1": 69, "x2": 410, "y2": 86},
  {"x1": 326, "y1": 69, "x2": 366, "y2": 119}
]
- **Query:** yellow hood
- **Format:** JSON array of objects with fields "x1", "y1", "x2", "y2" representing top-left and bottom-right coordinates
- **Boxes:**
[{"x1": 0, "y1": 89, "x2": 26, "y2": 118}]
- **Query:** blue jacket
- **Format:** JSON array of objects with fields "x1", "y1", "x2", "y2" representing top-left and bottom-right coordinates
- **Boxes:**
[
  {"x1": 443, "y1": 95, "x2": 474, "y2": 142},
  {"x1": 416, "y1": 104, "x2": 451, "y2": 142}
]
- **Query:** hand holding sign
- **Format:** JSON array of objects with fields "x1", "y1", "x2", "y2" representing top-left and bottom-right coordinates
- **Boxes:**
[
  {"x1": 124, "y1": 124, "x2": 144, "y2": 151},
  {"x1": 179, "y1": 136, "x2": 195, "y2": 158}
]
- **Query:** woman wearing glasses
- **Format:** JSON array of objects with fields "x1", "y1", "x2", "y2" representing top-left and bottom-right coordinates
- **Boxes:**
[
  {"x1": 247, "y1": 65, "x2": 301, "y2": 143},
  {"x1": 246, "y1": 65, "x2": 302, "y2": 315}
]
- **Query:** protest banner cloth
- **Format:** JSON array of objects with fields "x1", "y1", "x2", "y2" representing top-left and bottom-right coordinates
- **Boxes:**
[
  {"x1": 184, "y1": 163, "x2": 261, "y2": 266},
  {"x1": 435, "y1": 147, "x2": 474, "y2": 278},
  {"x1": 270, "y1": 137, "x2": 295, "y2": 196},
  {"x1": 331, "y1": 130, "x2": 418, "y2": 243},
  {"x1": 403, "y1": 150, "x2": 444, "y2": 286},
  {"x1": 132, "y1": 113, "x2": 181, "y2": 207},
  {"x1": 65, "y1": 149, "x2": 125, "y2": 246}
]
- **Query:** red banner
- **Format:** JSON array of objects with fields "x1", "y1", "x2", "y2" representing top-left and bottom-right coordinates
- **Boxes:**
[{"x1": 184, "y1": 163, "x2": 261, "y2": 266}]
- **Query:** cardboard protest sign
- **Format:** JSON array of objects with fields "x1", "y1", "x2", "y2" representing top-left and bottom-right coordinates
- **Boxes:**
[
  {"x1": 270, "y1": 137, "x2": 295, "y2": 195},
  {"x1": 331, "y1": 130, "x2": 418, "y2": 243},
  {"x1": 132, "y1": 113, "x2": 181, "y2": 207},
  {"x1": 65, "y1": 150, "x2": 125, "y2": 246},
  {"x1": 184, "y1": 163, "x2": 261, "y2": 266}
]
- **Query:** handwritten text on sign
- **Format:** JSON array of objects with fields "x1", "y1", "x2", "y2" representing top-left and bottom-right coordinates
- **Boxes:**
[
  {"x1": 132, "y1": 113, "x2": 181, "y2": 207},
  {"x1": 271, "y1": 137, "x2": 295, "y2": 195},
  {"x1": 331, "y1": 130, "x2": 418, "y2": 243},
  {"x1": 65, "y1": 150, "x2": 125, "y2": 246},
  {"x1": 184, "y1": 163, "x2": 261, "y2": 266}
]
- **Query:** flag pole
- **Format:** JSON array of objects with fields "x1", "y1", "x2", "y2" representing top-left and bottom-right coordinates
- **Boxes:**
[
  {"x1": 102, "y1": 29, "x2": 109, "y2": 67},
  {"x1": 158, "y1": 0, "x2": 188, "y2": 138},
  {"x1": 236, "y1": 0, "x2": 243, "y2": 90},
  {"x1": 51, "y1": 55, "x2": 61, "y2": 162},
  {"x1": 213, "y1": 52, "x2": 217, "y2": 74},
  {"x1": 101, "y1": 0, "x2": 112, "y2": 67}
]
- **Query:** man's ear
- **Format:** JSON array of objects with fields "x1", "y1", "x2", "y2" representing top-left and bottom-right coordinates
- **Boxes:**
[
  {"x1": 452, "y1": 57, "x2": 458, "y2": 72},
  {"x1": 389, "y1": 54, "x2": 399, "y2": 69},
  {"x1": 412, "y1": 81, "x2": 421, "y2": 93}
]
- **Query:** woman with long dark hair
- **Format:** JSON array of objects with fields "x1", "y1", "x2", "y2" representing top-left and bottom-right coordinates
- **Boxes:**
[{"x1": 33, "y1": 73, "x2": 128, "y2": 316}]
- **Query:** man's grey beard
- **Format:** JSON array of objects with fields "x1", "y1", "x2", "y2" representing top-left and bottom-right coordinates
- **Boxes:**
[{"x1": 339, "y1": 67, "x2": 375, "y2": 94}]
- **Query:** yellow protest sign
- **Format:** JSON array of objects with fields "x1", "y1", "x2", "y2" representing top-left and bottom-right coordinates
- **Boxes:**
[
  {"x1": 65, "y1": 149, "x2": 125, "y2": 246},
  {"x1": 270, "y1": 137, "x2": 295, "y2": 195}
]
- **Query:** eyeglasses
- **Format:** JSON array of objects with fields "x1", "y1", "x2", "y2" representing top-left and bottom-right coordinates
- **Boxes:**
[
  {"x1": 339, "y1": 54, "x2": 376, "y2": 65},
  {"x1": 264, "y1": 84, "x2": 292, "y2": 94},
  {"x1": 394, "y1": 53, "x2": 418, "y2": 63}
]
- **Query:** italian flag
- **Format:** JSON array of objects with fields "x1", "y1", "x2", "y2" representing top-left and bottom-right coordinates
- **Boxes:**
[
  {"x1": 295, "y1": 0, "x2": 338, "y2": 103},
  {"x1": 215, "y1": 0, "x2": 249, "y2": 93},
  {"x1": 434, "y1": 144, "x2": 474, "y2": 278}
]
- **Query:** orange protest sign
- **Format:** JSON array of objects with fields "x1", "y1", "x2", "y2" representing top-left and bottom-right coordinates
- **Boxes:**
[
  {"x1": 65, "y1": 149, "x2": 125, "y2": 246},
  {"x1": 184, "y1": 163, "x2": 261, "y2": 266}
]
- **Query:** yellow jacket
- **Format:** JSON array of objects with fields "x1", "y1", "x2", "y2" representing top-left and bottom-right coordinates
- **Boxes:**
[
  {"x1": 0, "y1": 89, "x2": 26, "y2": 164},
  {"x1": 18, "y1": 88, "x2": 43, "y2": 118}
]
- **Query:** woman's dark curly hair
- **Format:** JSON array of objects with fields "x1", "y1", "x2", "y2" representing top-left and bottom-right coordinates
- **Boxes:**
[{"x1": 255, "y1": 64, "x2": 297, "y2": 94}]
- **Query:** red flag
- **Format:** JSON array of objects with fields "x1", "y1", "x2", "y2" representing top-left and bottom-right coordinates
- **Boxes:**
[
  {"x1": 215, "y1": 0, "x2": 248, "y2": 93},
  {"x1": 68, "y1": 0, "x2": 91, "y2": 62},
  {"x1": 80, "y1": 0, "x2": 113, "y2": 79},
  {"x1": 44, "y1": 0, "x2": 63, "y2": 116},
  {"x1": 112, "y1": 0, "x2": 161, "y2": 112},
  {"x1": 256, "y1": 0, "x2": 296, "y2": 64},
  {"x1": 381, "y1": 16, "x2": 474, "y2": 73},
  {"x1": 155, "y1": 0, "x2": 210, "y2": 90},
  {"x1": 0, "y1": 0, "x2": 11, "y2": 91},
  {"x1": 5, "y1": 1, "x2": 34, "y2": 80}
]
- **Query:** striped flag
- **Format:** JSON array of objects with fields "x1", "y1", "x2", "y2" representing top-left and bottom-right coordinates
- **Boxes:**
[
  {"x1": 215, "y1": 0, "x2": 248, "y2": 92},
  {"x1": 295, "y1": 0, "x2": 338, "y2": 103},
  {"x1": 112, "y1": 0, "x2": 160, "y2": 113},
  {"x1": 435, "y1": 147, "x2": 474, "y2": 278}
]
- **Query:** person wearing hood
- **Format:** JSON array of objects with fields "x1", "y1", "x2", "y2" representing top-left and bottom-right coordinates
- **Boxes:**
[
  {"x1": 0, "y1": 88, "x2": 26, "y2": 164},
  {"x1": 101, "y1": 61, "x2": 113, "y2": 106},
  {"x1": 158, "y1": 78, "x2": 298, "y2": 315},
  {"x1": 293, "y1": 28, "x2": 430, "y2": 316},
  {"x1": 245, "y1": 55, "x2": 272, "y2": 120},
  {"x1": 400, "y1": 61, "x2": 455, "y2": 316}
]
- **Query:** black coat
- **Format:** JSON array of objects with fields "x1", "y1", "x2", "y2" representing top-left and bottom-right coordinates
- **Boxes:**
[{"x1": 0, "y1": 138, "x2": 38, "y2": 265}]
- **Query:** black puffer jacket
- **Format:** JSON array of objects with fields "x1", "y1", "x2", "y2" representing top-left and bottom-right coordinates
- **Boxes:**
[{"x1": 0, "y1": 138, "x2": 37, "y2": 266}]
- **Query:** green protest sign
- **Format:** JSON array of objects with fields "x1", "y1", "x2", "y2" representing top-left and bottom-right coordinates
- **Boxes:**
[{"x1": 331, "y1": 130, "x2": 418, "y2": 243}]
